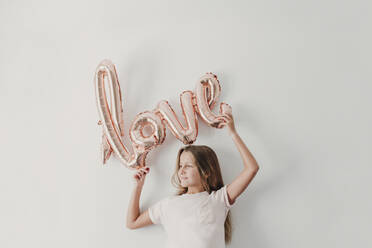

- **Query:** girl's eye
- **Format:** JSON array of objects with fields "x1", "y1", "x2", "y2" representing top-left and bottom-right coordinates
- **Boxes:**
[{"x1": 180, "y1": 165, "x2": 191, "y2": 168}]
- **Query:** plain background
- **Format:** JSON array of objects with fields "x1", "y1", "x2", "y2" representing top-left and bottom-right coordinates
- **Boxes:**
[{"x1": 1, "y1": 0, "x2": 371, "y2": 247}]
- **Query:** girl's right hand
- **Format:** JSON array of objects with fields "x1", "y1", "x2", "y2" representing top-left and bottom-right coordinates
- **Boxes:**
[
  {"x1": 218, "y1": 112, "x2": 236, "y2": 134},
  {"x1": 133, "y1": 166, "x2": 150, "y2": 188}
]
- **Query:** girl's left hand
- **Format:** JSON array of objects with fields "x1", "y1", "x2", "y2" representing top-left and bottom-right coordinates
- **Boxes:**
[{"x1": 217, "y1": 112, "x2": 236, "y2": 134}]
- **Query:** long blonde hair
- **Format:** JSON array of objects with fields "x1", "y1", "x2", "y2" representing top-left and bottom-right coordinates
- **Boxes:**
[{"x1": 171, "y1": 145, "x2": 233, "y2": 245}]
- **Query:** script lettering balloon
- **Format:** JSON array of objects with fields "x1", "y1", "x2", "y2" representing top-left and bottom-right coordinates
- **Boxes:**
[
  {"x1": 155, "y1": 90, "x2": 198, "y2": 145},
  {"x1": 94, "y1": 59, "x2": 232, "y2": 170}
]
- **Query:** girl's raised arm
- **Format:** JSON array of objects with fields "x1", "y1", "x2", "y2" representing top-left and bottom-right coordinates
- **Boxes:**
[
  {"x1": 218, "y1": 113, "x2": 260, "y2": 205},
  {"x1": 126, "y1": 167, "x2": 154, "y2": 229}
]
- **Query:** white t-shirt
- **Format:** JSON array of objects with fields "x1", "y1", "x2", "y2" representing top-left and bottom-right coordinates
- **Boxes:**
[{"x1": 148, "y1": 184, "x2": 234, "y2": 248}]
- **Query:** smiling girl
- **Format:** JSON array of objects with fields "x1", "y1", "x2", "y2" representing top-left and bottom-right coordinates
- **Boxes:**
[{"x1": 126, "y1": 112, "x2": 260, "y2": 247}]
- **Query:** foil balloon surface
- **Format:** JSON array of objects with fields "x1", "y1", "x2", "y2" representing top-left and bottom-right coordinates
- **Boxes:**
[{"x1": 94, "y1": 60, "x2": 232, "y2": 170}]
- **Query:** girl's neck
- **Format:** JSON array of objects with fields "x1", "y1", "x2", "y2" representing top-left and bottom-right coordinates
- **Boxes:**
[{"x1": 186, "y1": 185, "x2": 205, "y2": 194}]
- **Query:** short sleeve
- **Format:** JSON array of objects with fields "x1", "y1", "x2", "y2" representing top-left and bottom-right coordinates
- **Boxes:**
[
  {"x1": 148, "y1": 197, "x2": 168, "y2": 225},
  {"x1": 210, "y1": 185, "x2": 234, "y2": 209}
]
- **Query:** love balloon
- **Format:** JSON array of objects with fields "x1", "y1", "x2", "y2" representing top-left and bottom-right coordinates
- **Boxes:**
[{"x1": 94, "y1": 59, "x2": 232, "y2": 170}]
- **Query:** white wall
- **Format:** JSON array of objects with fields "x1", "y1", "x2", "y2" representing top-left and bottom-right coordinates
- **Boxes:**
[{"x1": 1, "y1": 0, "x2": 371, "y2": 247}]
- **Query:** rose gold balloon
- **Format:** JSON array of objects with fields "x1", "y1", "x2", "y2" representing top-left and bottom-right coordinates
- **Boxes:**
[
  {"x1": 220, "y1": 101, "x2": 232, "y2": 116},
  {"x1": 195, "y1": 72, "x2": 231, "y2": 128},
  {"x1": 94, "y1": 60, "x2": 232, "y2": 169},
  {"x1": 94, "y1": 60, "x2": 161, "y2": 169},
  {"x1": 101, "y1": 131, "x2": 113, "y2": 164},
  {"x1": 129, "y1": 111, "x2": 166, "y2": 150},
  {"x1": 155, "y1": 90, "x2": 198, "y2": 145}
]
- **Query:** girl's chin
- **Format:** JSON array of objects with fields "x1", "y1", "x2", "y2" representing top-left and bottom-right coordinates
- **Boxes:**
[{"x1": 181, "y1": 181, "x2": 189, "y2": 186}]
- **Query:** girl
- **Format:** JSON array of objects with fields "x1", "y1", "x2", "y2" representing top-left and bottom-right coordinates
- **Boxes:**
[{"x1": 126, "y1": 111, "x2": 260, "y2": 247}]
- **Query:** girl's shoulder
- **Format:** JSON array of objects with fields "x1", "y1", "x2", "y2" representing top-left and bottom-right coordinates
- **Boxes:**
[{"x1": 209, "y1": 185, "x2": 234, "y2": 209}]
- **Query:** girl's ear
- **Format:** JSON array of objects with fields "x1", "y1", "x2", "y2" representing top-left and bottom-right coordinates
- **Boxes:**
[{"x1": 203, "y1": 171, "x2": 210, "y2": 178}]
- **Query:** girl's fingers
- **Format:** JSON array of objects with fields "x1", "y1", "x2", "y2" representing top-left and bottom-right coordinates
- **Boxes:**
[
  {"x1": 222, "y1": 115, "x2": 231, "y2": 122},
  {"x1": 217, "y1": 115, "x2": 230, "y2": 124},
  {"x1": 219, "y1": 123, "x2": 227, "y2": 128},
  {"x1": 138, "y1": 166, "x2": 150, "y2": 173},
  {"x1": 216, "y1": 117, "x2": 228, "y2": 124},
  {"x1": 138, "y1": 174, "x2": 143, "y2": 181},
  {"x1": 134, "y1": 166, "x2": 150, "y2": 182},
  {"x1": 136, "y1": 170, "x2": 148, "y2": 180},
  {"x1": 135, "y1": 171, "x2": 142, "y2": 179}
]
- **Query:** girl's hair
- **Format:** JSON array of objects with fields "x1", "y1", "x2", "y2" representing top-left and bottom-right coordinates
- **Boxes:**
[{"x1": 171, "y1": 144, "x2": 233, "y2": 245}]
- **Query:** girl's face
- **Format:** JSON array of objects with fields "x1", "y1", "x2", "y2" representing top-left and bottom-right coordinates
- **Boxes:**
[{"x1": 178, "y1": 151, "x2": 202, "y2": 187}]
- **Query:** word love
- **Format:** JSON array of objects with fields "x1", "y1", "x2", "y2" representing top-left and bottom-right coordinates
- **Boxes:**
[{"x1": 94, "y1": 59, "x2": 232, "y2": 169}]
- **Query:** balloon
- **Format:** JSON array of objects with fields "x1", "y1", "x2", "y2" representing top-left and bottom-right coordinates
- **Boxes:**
[
  {"x1": 94, "y1": 60, "x2": 162, "y2": 170},
  {"x1": 155, "y1": 90, "x2": 198, "y2": 145},
  {"x1": 94, "y1": 60, "x2": 232, "y2": 169},
  {"x1": 129, "y1": 111, "x2": 166, "y2": 150},
  {"x1": 194, "y1": 72, "x2": 232, "y2": 128}
]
